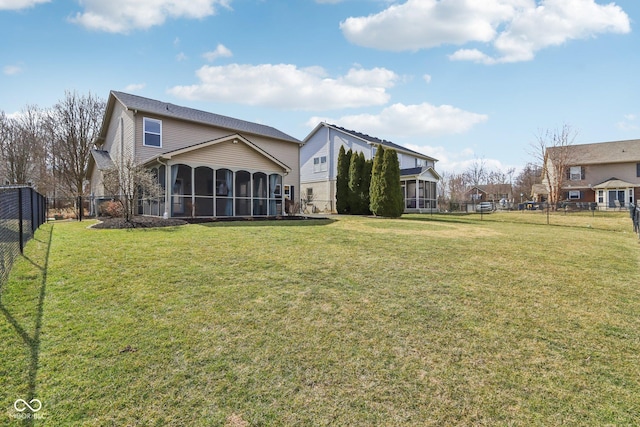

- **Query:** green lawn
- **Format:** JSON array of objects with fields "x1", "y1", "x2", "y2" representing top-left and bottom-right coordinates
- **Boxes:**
[{"x1": 1, "y1": 213, "x2": 639, "y2": 426}]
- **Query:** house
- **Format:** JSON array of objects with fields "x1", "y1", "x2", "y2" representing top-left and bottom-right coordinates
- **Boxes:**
[
  {"x1": 88, "y1": 91, "x2": 302, "y2": 218},
  {"x1": 542, "y1": 138, "x2": 640, "y2": 209},
  {"x1": 466, "y1": 184, "x2": 513, "y2": 203},
  {"x1": 301, "y1": 123, "x2": 440, "y2": 213}
]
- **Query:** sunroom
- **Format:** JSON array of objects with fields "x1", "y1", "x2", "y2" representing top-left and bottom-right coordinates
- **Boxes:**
[
  {"x1": 139, "y1": 134, "x2": 290, "y2": 218},
  {"x1": 592, "y1": 178, "x2": 637, "y2": 210},
  {"x1": 401, "y1": 167, "x2": 441, "y2": 213}
]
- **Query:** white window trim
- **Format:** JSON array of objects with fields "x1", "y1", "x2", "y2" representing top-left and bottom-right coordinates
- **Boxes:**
[
  {"x1": 143, "y1": 117, "x2": 162, "y2": 148},
  {"x1": 313, "y1": 156, "x2": 327, "y2": 173},
  {"x1": 569, "y1": 166, "x2": 581, "y2": 181},
  {"x1": 568, "y1": 190, "x2": 580, "y2": 200}
]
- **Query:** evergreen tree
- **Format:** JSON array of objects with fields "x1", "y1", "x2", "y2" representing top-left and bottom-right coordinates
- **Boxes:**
[
  {"x1": 381, "y1": 148, "x2": 404, "y2": 217},
  {"x1": 361, "y1": 157, "x2": 373, "y2": 215},
  {"x1": 348, "y1": 150, "x2": 365, "y2": 214},
  {"x1": 336, "y1": 146, "x2": 351, "y2": 213},
  {"x1": 369, "y1": 146, "x2": 385, "y2": 215}
]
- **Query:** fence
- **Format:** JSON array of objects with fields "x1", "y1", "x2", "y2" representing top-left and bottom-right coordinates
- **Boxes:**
[
  {"x1": 0, "y1": 186, "x2": 47, "y2": 286},
  {"x1": 631, "y1": 203, "x2": 640, "y2": 239}
]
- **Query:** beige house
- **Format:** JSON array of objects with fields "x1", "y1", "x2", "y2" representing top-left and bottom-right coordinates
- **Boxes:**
[
  {"x1": 542, "y1": 139, "x2": 640, "y2": 209},
  {"x1": 88, "y1": 91, "x2": 301, "y2": 218}
]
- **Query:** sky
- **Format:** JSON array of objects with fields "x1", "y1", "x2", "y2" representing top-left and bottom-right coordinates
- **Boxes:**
[{"x1": 1, "y1": 0, "x2": 639, "y2": 174}]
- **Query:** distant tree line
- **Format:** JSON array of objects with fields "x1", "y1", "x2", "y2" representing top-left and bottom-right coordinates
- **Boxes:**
[
  {"x1": 336, "y1": 145, "x2": 404, "y2": 217},
  {"x1": 0, "y1": 91, "x2": 105, "y2": 201},
  {"x1": 438, "y1": 158, "x2": 543, "y2": 211}
]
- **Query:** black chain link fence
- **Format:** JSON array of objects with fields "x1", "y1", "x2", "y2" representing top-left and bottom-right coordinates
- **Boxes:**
[
  {"x1": 0, "y1": 186, "x2": 47, "y2": 287},
  {"x1": 631, "y1": 203, "x2": 640, "y2": 239}
]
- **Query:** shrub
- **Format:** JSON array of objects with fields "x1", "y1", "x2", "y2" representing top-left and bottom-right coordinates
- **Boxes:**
[{"x1": 100, "y1": 200, "x2": 125, "y2": 218}]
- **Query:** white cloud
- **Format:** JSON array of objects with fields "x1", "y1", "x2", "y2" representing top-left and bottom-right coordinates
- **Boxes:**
[
  {"x1": 306, "y1": 102, "x2": 488, "y2": 137},
  {"x1": 124, "y1": 83, "x2": 146, "y2": 92},
  {"x1": 0, "y1": 0, "x2": 49, "y2": 10},
  {"x1": 176, "y1": 52, "x2": 188, "y2": 61},
  {"x1": 448, "y1": 49, "x2": 497, "y2": 65},
  {"x1": 202, "y1": 44, "x2": 233, "y2": 62},
  {"x1": 70, "y1": 0, "x2": 232, "y2": 33},
  {"x1": 341, "y1": 0, "x2": 630, "y2": 64},
  {"x1": 3, "y1": 64, "x2": 23, "y2": 75},
  {"x1": 403, "y1": 144, "x2": 509, "y2": 174},
  {"x1": 616, "y1": 113, "x2": 639, "y2": 131},
  {"x1": 169, "y1": 64, "x2": 398, "y2": 110},
  {"x1": 423, "y1": 74, "x2": 432, "y2": 84}
]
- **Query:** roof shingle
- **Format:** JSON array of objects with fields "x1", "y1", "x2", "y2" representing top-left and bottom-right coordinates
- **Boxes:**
[{"x1": 111, "y1": 91, "x2": 301, "y2": 144}]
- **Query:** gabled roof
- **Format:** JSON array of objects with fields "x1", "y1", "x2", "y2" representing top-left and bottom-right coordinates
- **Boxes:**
[
  {"x1": 306, "y1": 122, "x2": 438, "y2": 162},
  {"x1": 592, "y1": 177, "x2": 638, "y2": 189},
  {"x1": 142, "y1": 133, "x2": 291, "y2": 172},
  {"x1": 547, "y1": 139, "x2": 640, "y2": 165},
  {"x1": 98, "y1": 91, "x2": 301, "y2": 145},
  {"x1": 400, "y1": 166, "x2": 442, "y2": 181}
]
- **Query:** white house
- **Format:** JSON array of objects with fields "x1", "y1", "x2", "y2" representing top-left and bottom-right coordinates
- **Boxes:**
[{"x1": 301, "y1": 123, "x2": 440, "y2": 213}]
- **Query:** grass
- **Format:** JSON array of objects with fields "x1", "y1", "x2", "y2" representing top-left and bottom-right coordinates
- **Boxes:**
[{"x1": 1, "y1": 212, "x2": 639, "y2": 426}]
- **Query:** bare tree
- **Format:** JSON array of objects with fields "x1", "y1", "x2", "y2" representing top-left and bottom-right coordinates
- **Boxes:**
[
  {"x1": 0, "y1": 106, "x2": 46, "y2": 187},
  {"x1": 47, "y1": 91, "x2": 105, "y2": 198},
  {"x1": 463, "y1": 157, "x2": 487, "y2": 187},
  {"x1": 101, "y1": 155, "x2": 163, "y2": 222},
  {"x1": 514, "y1": 163, "x2": 542, "y2": 201},
  {"x1": 531, "y1": 124, "x2": 578, "y2": 208}
]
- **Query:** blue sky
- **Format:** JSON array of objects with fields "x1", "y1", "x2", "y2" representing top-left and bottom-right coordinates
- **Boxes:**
[{"x1": 1, "y1": 0, "x2": 638, "y2": 174}]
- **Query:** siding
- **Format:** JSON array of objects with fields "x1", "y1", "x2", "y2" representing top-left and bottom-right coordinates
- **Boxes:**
[
  {"x1": 170, "y1": 140, "x2": 284, "y2": 172},
  {"x1": 134, "y1": 113, "x2": 300, "y2": 200},
  {"x1": 102, "y1": 103, "x2": 135, "y2": 164},
  {"x1": 584, "y1": 163, "x2": 640, "y2": 186}
]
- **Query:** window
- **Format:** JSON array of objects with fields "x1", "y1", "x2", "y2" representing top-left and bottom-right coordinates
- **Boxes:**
[
  {"x1": 143, "y1": 118, "x2": 162, "y2": 147},
  {"x1": 568, "y1": 166, "x2": 584, "y2": 181},
  {"x1": 569, "y1": 190, "x2": 581, "y2": 200},
  {"x1": 636, "y1": 163, "x2": 640, "y2": 178},
  {"x1": 313, "y1": 156, "x2": 327, "y2": 173},
  {"x1": 598, "y1": 190, "x2": 604, "y2": 204},
  {"x1": 415, "y1": 158, "x2": 426, "y2": 167}
]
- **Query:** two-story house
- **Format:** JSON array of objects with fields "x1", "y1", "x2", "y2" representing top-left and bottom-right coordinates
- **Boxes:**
[
  {"x1": 301, "y1": 123, "x2": 440, "y2": 213},
  {"x1": 543, "y1": 139, "x2": 640, "y2": 209},
  {"x1": 88, "y1": 91, "x2": 302, "y2": 218}
]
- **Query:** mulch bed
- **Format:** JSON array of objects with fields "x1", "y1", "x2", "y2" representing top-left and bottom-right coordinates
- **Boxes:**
[
  {"x1": 92, "y1": 215, "x2": 324, "y2": 229},
  {"x1": 92, "y1": 216, "x2": 188, "y2": 229}
]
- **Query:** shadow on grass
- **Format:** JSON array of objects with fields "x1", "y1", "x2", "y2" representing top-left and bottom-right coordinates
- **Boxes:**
[{"x1": 0, "y1": 224, "x2": 53, "y2": 427}]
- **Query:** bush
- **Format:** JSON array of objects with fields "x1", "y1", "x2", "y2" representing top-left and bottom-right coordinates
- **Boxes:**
[{"x1": 100, "y1": 200, "x2": 125, "y2": 218}]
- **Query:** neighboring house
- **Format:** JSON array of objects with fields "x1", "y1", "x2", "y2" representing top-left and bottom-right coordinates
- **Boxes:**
[
  {"x1": 466, "y1": 186, "x2": 488, "y2": 202},
  {"x1": 88, "y1": 91, "x2": 302, "y2": 218},
  {"x1": 466, "y1": 184, "x2": 512, "y2": 203},
  {"x1": 542, "y1": 138, "x2": 640, "y2": 209},
  {"x1": 301, "y1": 122, "x2": 440, "y2": 213},
  {"x1": 531, "y1": 184, "x2": 548, "y2": 203}
]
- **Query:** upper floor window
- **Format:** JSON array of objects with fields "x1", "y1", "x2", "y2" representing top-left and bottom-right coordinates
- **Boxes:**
[
  {"x1": 143, "y1": 117, "x2": 162, "y2": 148},
  {"x1": 416, "y1": 158, "x2": 426, "y2": 167},
  {"x1": 313, "y1": 156, "x2": 327, "y2": 173},
  {"x1": 567, "y1": 166, "x2": 584, "y2": 181},
  {"x1": 636, "y1": 163, "x2": 640, "y2": 178}
]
